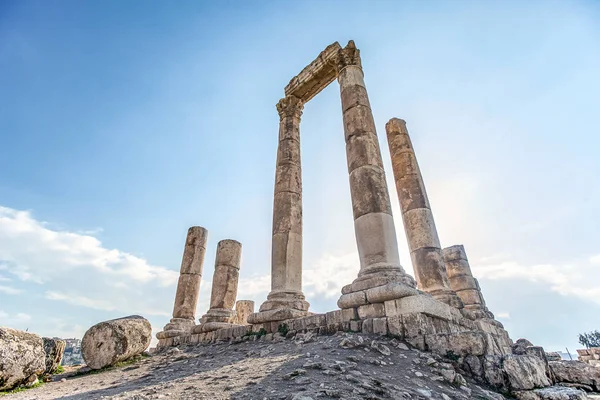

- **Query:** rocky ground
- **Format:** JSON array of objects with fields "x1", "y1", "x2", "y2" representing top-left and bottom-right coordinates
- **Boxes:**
[{"x1": 4, "y1": 331, "x2": 598, "y2": 400}]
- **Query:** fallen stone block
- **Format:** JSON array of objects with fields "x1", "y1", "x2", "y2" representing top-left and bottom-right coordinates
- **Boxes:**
[
  {"x1": 0, "y1": 327, "x2": 46, "y2": 390},
  {"x1": 43, "y1": 337, "x2": 66, "y2": 375},
  {"x1": 504, "y1": 354, "x2": 552, "y2": 391},
  {"x1": 550, "y1": 360, "x2": 600, "y2": 391},
  {"x1": 81, "y1": 315, "x2": 152, "y2": 370}
]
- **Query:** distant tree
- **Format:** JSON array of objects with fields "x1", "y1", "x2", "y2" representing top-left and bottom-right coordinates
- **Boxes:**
[{"x1": 578, "y1": 330, "x2": 600, "y2": 348}]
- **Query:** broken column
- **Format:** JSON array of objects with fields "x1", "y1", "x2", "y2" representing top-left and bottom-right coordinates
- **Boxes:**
[
  {"x1": 248, "y1": 95, "x2": 310, "y2": 324},
  {"x1": 194, "y1": 239, "x2": 243, "y2": 332},
  {"x1": 336, "y1": 41, "x2": 418, "y2": 310},
  {"x1": 157, "y1": 226, "x2": 207, "y2": 340},
  {"x1": 443, "y1": 245, "x2": 495, "y2": 319},
  {"x1": 385, "y1": 118, "x2": 463, "y2": 308}
]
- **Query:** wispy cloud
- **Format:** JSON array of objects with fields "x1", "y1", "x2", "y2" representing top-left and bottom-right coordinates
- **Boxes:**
[
  {"x1": 475, "y1": 257, "x2": 600, "y2": 306},
  {"x1": 0, "y1": 285, "x2": 21, "y2": 295},
  {"x1": 0, "y1": 205, "x2": 178, "y2": 318}
]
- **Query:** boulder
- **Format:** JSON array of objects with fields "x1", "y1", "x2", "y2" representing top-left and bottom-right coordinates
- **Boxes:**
[
  {"x1": 504, "y1": 354, "x2": 552, "y2": 391},
  {"x1": 43, "y1": 337, "x2": 66, "y2": 374},
  {"x1": 0, "y1": 327, "x2": 46, "y2": 390},
  {"x1": 546, "y1": 352, "x2": 563, "y2": 362},
  {"x1": 549, "y1": 360, "x2": 600, "y2": 391},
  {"x1": 81, "y1": 315, "x2": 151, "y2": 370},
  {"x1": 513, "y1": 338, "x2": 535, "y2": 355}
]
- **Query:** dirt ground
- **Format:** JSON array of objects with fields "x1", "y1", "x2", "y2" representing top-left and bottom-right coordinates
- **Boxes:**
[{"x1": 5, "y1": 332, "x2": 597, "y2": 400}]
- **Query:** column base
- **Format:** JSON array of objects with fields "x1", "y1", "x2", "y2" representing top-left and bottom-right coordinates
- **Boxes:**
[
  {"x1": 248, "y1": 290, "x2": 310, "y2": 324},
  {"x1": 156, "y1": 317, "x2": 194, "y2": 340},
  {"x1": 337, "y1": 266, "x2": 418, "y2": 309},
  {"x1": 191, "y1": 322, "x2": 242, "y2": 333}
]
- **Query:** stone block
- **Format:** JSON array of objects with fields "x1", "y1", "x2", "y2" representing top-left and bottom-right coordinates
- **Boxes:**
[
  {"x1": 395, "y1": 295, "x2": 454, "y2": 320},
  {"x1": 425, "y1": 331, "x2": 487, "y2": 357},
  {"x1": 357, "y1": 303, "x2": 386, "y2": 319},
  {"x1": 189, "y1": 334, "x2": 199, "y2": 344},
  {"x1": 361, "y1": 318, "x2": 374, "y2": 334},
  {"x1": 402, "y1": 313, "x2": 436, "y2": 338},
  {"x1": 372, "y1": 318, "x2": 388, "y2": 335},
  {"x1": 504, "y1": 354, "x2": 552, "y2": 390},
  {"x1": 305, "y1": 314, "x2": 326, "y2": 329},
  {"x1": 387, "y1": 316, "x2": 403, "y2": 338},
  {"x1": 350, "y1": 320, "x2": 362, "y2": 332},
  {"x1": 326, "y1": 310, "x2": 342, "y2": 326},
  {"x1": 341, "y1": 307, "x2": 358, "y2": 322},
  {"x1": 292, "y1": 317, "x2": 307, "y2": 332}
]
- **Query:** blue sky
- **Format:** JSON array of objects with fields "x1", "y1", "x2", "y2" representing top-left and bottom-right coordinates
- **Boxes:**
[{"x1": 0, "y1": 0, "x2": 599, "y2": 352}]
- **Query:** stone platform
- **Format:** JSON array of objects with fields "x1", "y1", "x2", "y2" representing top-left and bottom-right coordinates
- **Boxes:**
[{"x1": 157, "y1": 294, "x2": 512, "y2": 358}]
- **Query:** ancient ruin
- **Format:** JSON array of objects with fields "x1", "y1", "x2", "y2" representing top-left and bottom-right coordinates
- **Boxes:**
[{"x1": 149, "y1": 41, "x2": 599, "y2": 399}]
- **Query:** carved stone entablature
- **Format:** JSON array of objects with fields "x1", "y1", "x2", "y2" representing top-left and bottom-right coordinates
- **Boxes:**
[{"x1": 276, "y1": 95, "x2": 304, "y2": 121}]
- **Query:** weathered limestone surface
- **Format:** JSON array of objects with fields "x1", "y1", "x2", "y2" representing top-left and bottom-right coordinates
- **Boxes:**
[
  {"x1": 249, "y1": 95, "x2": 309, "y2": 324},
  {"x1": 513, "y1": 386, "x2": 588, "y2": 400},
  {"x1": 503, "y1": 354, "x2": 552, "y2": 390},
  {"x1": 157, "y1": 226, "x2": 207, "y2": 340},
  {"x1": 549, "y1": 360, "x2": 600, "y2": 391},
  {"x1": 195, "y1": 240, "x2": 243, "y2": 333},
  {"x1": 233, "y1": 300, "x2": 255, "y2": 325},
  {"x1": 0, "y1": 327, "x2": 46, "y2": 390},
  {"x1": 42, "y1": 337, "x2": 66, "y2": 375},
  {"x1": 386, "y1": 118, "x2": 462, "y2": 308},
  {"x1": 82, "y1": 316, "x2": 152, "y2": 370},
  {"x1": 443, "y1": 244, "x2": 496, "y2": 320}
]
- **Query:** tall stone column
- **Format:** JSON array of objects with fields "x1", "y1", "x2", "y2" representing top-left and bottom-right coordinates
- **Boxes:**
[
  {"x1": 443, "y1": 245, "x2": 494, "y2": 319},
  {"x1": 336, "y1": 41, "x2": 417, "y2": 310},
  {"x1": 386, "y1": 118, "x2": 463, "y2": 308},
  {"x1": 194, "y1": 239, "x2": 243, "y2": 332},
  {"x1": 157, "y1": 226, "x2": 207, "y2": 340},
  {"x1": 248, "y1": 95, "x2": 310, "y2": 324}
]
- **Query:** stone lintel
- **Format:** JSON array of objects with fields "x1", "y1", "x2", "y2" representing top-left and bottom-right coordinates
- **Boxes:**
[
  {"x1": 284, "y1": 42, "x2": 342, "y2": 102},
  {"x1": 191, "y1": 322, "x2": 242, "y2": 334}
]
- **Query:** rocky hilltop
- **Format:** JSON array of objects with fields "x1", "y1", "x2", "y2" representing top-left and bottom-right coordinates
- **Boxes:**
[{"x1": 6, "y1": 331, "x2": 599, "y2": 400}]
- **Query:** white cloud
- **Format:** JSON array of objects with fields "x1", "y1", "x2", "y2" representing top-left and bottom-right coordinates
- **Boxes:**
[
  {"x1": 45, "y1": 291, "x2": 117, "y2": 312},
  {"x1": 475, "y1": 257, "x2": 600, "y2": 306},
  {"x1": 590, "y1": 254, "x2": 600, "y2": 265},
  {"x1": 0, "y1": 274, "x2": 11, "y2": 282},
  {"x1": 304, "y1": 252, "x2": 359, "y2": 299},
  {"x1": 0, "y1": 311, "x2": 31, "y2": 327},
  {"x1": 0, "y1": 285, "x2": 21, "y2": 295},
  {"x1": 0, "y1": 206, "x2": 178, "y2": 286},
  {"x1": 0, "y1": 205, "x2": 178, "y2": 320},
  {"x1": 496, "y1": 312, "x2": 510, "y2": 319}
]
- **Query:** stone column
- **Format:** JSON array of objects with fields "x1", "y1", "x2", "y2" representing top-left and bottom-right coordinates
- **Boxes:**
[
  {"x1": 443, "y1": 245, "x2": 494, "y2": 319},
  {"x1": 336, "y1": 41, "x2": 417, "y2": 310},
  {"x1": 386, "y1": 118, "x2": 462, "y2": 308},
  {"x1": 248, "y1": 97, "x2": 310, "y2": 324},
  {"x1": 195, "y1": 240, "x2": 243, "y2": 332},
  {"x1": 157, "y1": 226, "x2": 207, "y2": 340}
]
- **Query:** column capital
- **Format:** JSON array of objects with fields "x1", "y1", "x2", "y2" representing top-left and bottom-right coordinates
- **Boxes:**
[
  {"x1": 276, "y1": 95, "x2": 304, "y2": 121},
  {"x1": 335, "y1": 40, "x2": 362, "y2": 72}
]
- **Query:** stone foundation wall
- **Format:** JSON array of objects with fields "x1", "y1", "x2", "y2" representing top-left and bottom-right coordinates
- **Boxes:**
[{"x1": 157, "y1": 295, "x2": 512, "y2": 360}]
